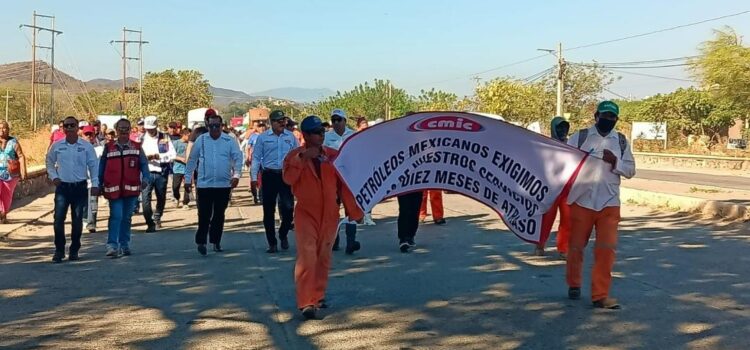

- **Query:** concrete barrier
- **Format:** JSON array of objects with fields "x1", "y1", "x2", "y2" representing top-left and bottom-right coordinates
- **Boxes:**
[
  {"x1": 634, "y1": 152, "x2": 750, "y2": 171},
  {"x1": 621, "y1": 187, "x2": 749, "y2": 221},
  {"x1": 12, "y1": 165, "x2": 53, "y2": 202}
]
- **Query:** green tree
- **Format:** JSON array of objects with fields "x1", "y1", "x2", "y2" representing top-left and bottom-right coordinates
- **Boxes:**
[
  {"x1": 475, "y1": 78, "x2": 553, "y2": 126},
  {"x1": 415, "y1": 88, "x2": 458, "y2": 111},
  {"x1": 544, "y1": 63, "x2": 617, "y2": 127},
  {"x1": 311, "y1": 79, "x2": 415, "y2": 122},
  {"x1": 141, "y1": 69, "x2": 212, "y2": 121}
]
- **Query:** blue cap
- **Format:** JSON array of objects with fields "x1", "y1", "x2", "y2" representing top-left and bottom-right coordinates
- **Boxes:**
[
  {"x1": 300, "y1": 115, "x2": 324, "y2": 133},
  {"x1": 331, "y1": 108, "x2": 347, "y2": 118}
]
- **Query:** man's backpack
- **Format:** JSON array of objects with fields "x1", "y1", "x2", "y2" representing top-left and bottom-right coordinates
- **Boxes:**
[{"x1": 576, "y1": 129, "x2": 628, "y2": 157}]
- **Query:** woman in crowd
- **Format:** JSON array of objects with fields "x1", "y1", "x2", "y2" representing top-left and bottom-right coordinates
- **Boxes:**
[{"x1": 0, "y1": 121, "x2": 28, "y2": 224}]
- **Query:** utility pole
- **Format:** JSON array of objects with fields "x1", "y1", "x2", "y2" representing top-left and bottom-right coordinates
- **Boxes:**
[
  {"x1": 20, "y1": 11, "x2": 62, "y2": 130},
  {"x1": 556, "y1": 42, "x2": 564, "y2": 118},
  {"x1": 3, "y1": 89, "x2": 13, "y2": 122},
  {"x1": 111, "y1": 28, "x2": 148, "y2": 115},
  {"x1": 538, "y1": 42, "x2": 565, "y2": 117},
  {"x1": 385, "y1": 80, "x2": 392, "y2": 120}
]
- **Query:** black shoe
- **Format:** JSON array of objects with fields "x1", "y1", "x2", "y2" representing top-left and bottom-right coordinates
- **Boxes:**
[
  {"x1": 345, "y1": 241, "x2": 361, "y2": 255},
  {"x1": 146, "y1": 225, "x2": 156, "y2": 233},
  {"x1": 266, "y1": 246, "x2": 278, "y2": 254},
  {"x1": 212, "y1": 243, "x2": 223, "y2": 252},
  {"x1": 280, "y1": 239, "x2": 289, "y2": 250},
  {"x1": 88, "y1": 228, "x2": 97, "y2": 233},
  {"x1": 407, "y1": 239, "x2": 416, "y2": 248},
  {"x1": 52, "y1": 252, "x2": 64, "y2": 263},
  {"x1": 568, "y1": 287, "x2": 581, "y2": 300},
  {"x1": 318, "y1": 299, "x2": 329, "y2": 309},
  {"x1": 301, "y1": 306, "x2": 318, "y2": 320},
  {"x1": 434, "y1": 218, "x2": 447, "y2": 225},
  {"x1": 399, "y1": 242, "x2": 410, "y2": 253},
  {"x1": 332, "y1": 234, "x2": 340, "y2": 251},
  {"x1": 69, "y1": 251, "x2": 79, "y2": 261},
  {"x1": 121, "y1": 248, "x2": 131, "y2": 256},
  {"x1": 593, "y1": 298, "x2": 621, "y2": 310},
  {"x1": 197, "y1": 244, "x2": 207, "y2": 256}
]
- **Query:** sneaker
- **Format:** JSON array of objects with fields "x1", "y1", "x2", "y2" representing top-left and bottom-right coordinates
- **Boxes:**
[
  {"x1": 106, "y1": 248, "x2": 119, "y2": 257},
  {"x1": 212, "y1": 243, "x2": 223, "y2": 252},
  {"x1": 183, "y1": 205, "x2": 192, "y2": 211},
  {"x1": 145, "y1": 225, "x2": 156, "y2": 233},
  {"x1": 533, "y1": 246, "x2": 545, "y2": 256},
  {"x1": 407, "y1": 239, "x2": 416, "y2": 248},
  {"x1": 301, "y1": 306, "x2": 318, "y2": 320},
  {"x1": 593, "y1": 298, "x2": 621, "y2": 310},
  {"x1": 86, "y1": 224, "x2": 96, "y2": 233},
  {"x1": 317, "y1": 299, "x2": 329, "y2": 309},
  {"x1": 568, "y1": 287, "x2": 581, "y2": 300},
  {"x1": 399, "y1": 242, "x2": 410, "y2": 253},
  {"x1": 121, "y1": 248, "x2": 131, "y2": 256},
  {"x1": 280, "y1": 239, "x2": 289, "y2": 250},
  {"x1": 434, "y1": 218, "x2": 447, "y2": 225},
  {"x1": 363, "y1": 214, "x2": 376, "y2": 226},
  {"x1": 266, "y1": 246, "x2": 278, "y2": 254},
  {"x1": 52, "y1": 252, "x2": 64, "y2": 263},
  {"x1": 197, "y1": 244, "x2": 208, "y2": 256},
  {"x1": 68, "y1": 251, "x2": 80, "y2": 261},
  {"x1": 345, "y1": 241, "x2": 361, "y2": 255}
]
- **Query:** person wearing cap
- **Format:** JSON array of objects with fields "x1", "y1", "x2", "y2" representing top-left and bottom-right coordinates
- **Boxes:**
[
  {"x1": 251, "y1": 110, "x2": 298, "y2": 253},
  {"x1": 534, "y1": 116, "x2": 571, "y2": 258},
  {"x1": 130, "y1": 118, "x2": 145, "y2": 143},
  {"x1": 99, "y1": 118, "x2": 151, "y2": 258},
  {"x1": 46, "y1": 116, "x2": 100, "y2": 263},
  {"x1": 322, "y1": 109, "x2": 362, "y2": 253},
  {"x1": 185, "y1": 113, "x2": 243, "y2": 256},
  {"x1": 140, "y1": 116, "x2": 176, "y2": 232},
  {"x1": 167, "y1": 121, "x2": 181, "y2": 142},
  {"x1": 105, "y1": 128, "x2": 116, "y2": 143},
  {"x1": 283, "y1": 115, "x2": 364, "y2": 319},
  {"x1": 565, "y1": 101, "x2": 635, "y2": 310},
  {"x1": 81, "y1": 125, "x2": 104, "y2": 233}
]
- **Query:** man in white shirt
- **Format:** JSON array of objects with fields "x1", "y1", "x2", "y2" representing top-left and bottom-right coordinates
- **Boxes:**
[
  {"x1": 46, "y1": 116, "x2": 100, "y2": 263},
  {"x1": 140, "y1": 116, "x2": 176, "y2": 232},
  {"x1": 565, "y1": 101, "x2": 636, "y2": 310},
  {"x1": 323, "y1": 108, "x2": 364, "y2": 254},
  {"x1": 185, "y1": 114, "x2": 243, "y2": 255}
]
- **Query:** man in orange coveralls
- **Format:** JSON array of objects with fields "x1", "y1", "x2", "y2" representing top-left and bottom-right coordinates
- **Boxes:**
[{"x1": 283, "y1": 115, "x2": 364, "y2": 320}]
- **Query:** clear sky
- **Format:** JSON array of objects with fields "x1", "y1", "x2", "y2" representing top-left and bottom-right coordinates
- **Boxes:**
[{"x1": 1, "y1": 0, "x2": 749, "y2": 99}]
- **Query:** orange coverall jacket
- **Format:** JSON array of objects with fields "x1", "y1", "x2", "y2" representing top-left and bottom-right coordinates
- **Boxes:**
[{"x1": 283, "y1": 146, "x2": 364, "y2": 309}]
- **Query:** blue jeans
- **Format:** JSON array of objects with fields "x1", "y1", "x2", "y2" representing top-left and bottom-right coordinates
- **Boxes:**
[
  {"x1": 53, "y1": 181, "x2": 88, "y2": 254},
  {"x1": 107, "y1": 196, "x2": 138, "y2": 250},
  {"x1": 142, "y1": 173, "x2": 168, "y2": 226}
]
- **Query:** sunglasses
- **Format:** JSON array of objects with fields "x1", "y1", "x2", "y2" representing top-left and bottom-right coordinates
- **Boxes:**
[
  {"x1": 208, "y1": 123, "x2": 222, "y2": 129},
  {"x1": 63, "y1": 123, "x2": 78, "y2": 128}
]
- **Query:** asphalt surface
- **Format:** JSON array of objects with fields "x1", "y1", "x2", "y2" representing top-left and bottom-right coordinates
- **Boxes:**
[
  {"x1": 0, "y1": 185, "x2": 748, "y2": 349},
  {"x1": 637, "y1": 169, "x2": 750, "y2": 191}
]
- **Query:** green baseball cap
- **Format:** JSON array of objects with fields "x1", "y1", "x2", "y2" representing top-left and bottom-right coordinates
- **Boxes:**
[
  {"x1": 269, "y1": 110, "x2": 287, "y2": 121},
  {"x1": 596, "y1": 101, "x2": 619, "y2": 116}
]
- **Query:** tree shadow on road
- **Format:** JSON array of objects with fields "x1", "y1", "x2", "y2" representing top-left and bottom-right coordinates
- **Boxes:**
[{"x1": 1, "y1": 192, "x2": 749, "y2": 349}]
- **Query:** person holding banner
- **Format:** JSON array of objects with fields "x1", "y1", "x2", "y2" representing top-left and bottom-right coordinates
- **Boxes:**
[
  {"x1": 534, "y1": 116, "x2": 571, "y2": 258},
  {"x1": 283, "y1": 115, "x2": 364, "y2": 320},
  {"x1": 565, "y1": 101, "x2": 635, "y2": 310},
  {"x1": 323, "y1": 108, "x2": 361, "y2": 253},
  {"x1": 419, "y1": 190, "x2": 446, "y2": 225}
]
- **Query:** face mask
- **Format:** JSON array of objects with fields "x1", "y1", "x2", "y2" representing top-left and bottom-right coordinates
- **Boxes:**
[{"x1": 596, "y1": 118, "x2": 617, "y2": 134}]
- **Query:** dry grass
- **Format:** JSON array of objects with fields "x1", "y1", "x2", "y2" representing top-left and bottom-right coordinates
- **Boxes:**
[{"x1": 17, "y1": 130, "x2": 51, "y2": 167}]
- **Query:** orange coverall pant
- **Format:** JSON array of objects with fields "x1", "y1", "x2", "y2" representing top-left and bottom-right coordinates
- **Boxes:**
[
  {"x1": 566, "y1": 204, "x2": 620, "y2": 302},
  {"x1": 537, "y1": 200, "x2": 571, "y2": 254},
  {"x1": 283, "y1": 146, "x2": 363, "y2": 309},
  {"x1": 418, "y1": 190, "x2": 444, "y2": 221}
]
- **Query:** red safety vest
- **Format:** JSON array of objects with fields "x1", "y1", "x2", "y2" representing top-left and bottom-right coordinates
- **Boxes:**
[{"x1": 102, "y1": 141, "x2": 143, "y2": 200}]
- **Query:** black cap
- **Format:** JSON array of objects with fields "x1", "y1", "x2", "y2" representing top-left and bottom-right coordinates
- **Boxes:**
[
  {"x1": 269, "y1": 110, "x2": 286, "y2": 121},
  {"x1": 300, "y1": 115, "x2": 323, "y2": 133}
]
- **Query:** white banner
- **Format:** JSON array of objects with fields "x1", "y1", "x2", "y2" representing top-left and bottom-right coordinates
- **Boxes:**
[{"x1": 334, "y1": 112, "x2": 588, "y2": 243}]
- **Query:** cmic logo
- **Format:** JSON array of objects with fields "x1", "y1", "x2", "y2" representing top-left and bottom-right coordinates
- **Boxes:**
[{"x1": 408, "y1": 116, "x2": 484, "y2": 132}]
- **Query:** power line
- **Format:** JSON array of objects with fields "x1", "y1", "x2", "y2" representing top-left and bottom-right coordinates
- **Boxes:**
[
  {"x1": 566, "y1": 10, "x2": 750, "y2": 52},
  {"x1": 603, "y1": 87, "x2": 629, "y2": 100},
  {"x1": 522, "y1": 67, "x2": 555, "y2": 83},
  {"x1": 584, "y1": 56, "x2": 700, "y2": 66},
  {"x1": 573, "y1": 62, "x2": 691, "y2": 69},
  {"x1": 606, "y1": 68, "x2": 698, "y2": 83}
]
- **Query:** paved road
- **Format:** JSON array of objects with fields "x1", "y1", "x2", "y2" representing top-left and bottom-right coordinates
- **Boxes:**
[
  {"x1": 638, "y1": 169, "x2": 750, "y2": 190},
  {"x1": 1, "y1": 186, "x2": 748, "y2": 349}
]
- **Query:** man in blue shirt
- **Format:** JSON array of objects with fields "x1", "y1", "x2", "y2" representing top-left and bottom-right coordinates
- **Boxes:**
[
  {"x1": 46, "y1": 116, "x2": 100, "y2": 263},
  {"x1": 172, "y1": 128, "x2": 191, "y2": 208},
  {"x1": 185, "y1": 114, "x2": 243, "y2": 255},
  {"x1": 251, "y1": 110, "x2": 299, "y2": 253}
]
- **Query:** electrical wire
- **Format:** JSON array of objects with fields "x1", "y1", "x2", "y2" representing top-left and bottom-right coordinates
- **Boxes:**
[{"x1": 606, "y1": 69, "x2": 698, "y2": 83}]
